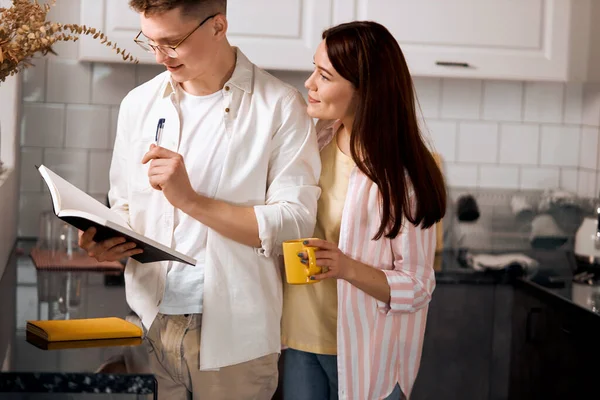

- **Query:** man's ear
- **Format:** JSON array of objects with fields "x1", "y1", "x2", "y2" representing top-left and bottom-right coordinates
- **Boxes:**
[{"x1": 213, "y1": 14, "x2": 228, "y2": 38}]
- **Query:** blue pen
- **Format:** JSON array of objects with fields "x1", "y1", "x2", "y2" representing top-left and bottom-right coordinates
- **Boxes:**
[{"x1": 154, "y1": 118, "x2": 165, "y2": 145}]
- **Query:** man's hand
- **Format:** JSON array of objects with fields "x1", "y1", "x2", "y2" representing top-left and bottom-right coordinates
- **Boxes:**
[
  {"x1": 141, "y1": 144, "x2": 197, "y2": 210},
  {"x1": 78, "y1": 227, "x2": 143, "y2": 262}
]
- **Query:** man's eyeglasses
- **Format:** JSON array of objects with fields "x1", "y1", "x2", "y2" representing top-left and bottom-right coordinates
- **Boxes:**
[{"x1": 134, "y1": 13, "x2": 218, "y2": 58}]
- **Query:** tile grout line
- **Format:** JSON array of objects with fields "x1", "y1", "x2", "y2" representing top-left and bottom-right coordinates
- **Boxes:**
[
  {"x1": 560, "y1": 82, "x2": 567, "y2": 125},
  {"x1": 520, "y1": 81, "x2": 527, "y2": 122},
  {"x1": 479, "y1": 79, "x2": 485, "y2": 120}
]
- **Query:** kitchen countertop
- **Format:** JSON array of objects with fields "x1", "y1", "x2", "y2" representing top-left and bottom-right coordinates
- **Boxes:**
[
  {"x1": 0, "y1": 240, "x2": 157, "y2": 398},
  {"x1": 0, "y1": 239, "x2": 598, "y2": 396},
  {"x1": 435, "y1": 247, "x2": 574, "y2": 284}
]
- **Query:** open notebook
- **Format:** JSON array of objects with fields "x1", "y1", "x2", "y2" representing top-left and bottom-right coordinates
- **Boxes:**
[{"x1": 38, "y1": 164, "x2": 196, "y2": 266}]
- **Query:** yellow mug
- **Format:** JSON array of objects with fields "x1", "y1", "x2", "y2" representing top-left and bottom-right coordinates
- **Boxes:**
[{"x1": 282, "y1": 238, "x2": 322, "y2": 284}]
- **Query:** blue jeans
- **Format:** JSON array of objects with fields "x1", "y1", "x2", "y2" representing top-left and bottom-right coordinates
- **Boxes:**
[{"x1": 282, "y1": 348, "x2": 404, "y2": 400}]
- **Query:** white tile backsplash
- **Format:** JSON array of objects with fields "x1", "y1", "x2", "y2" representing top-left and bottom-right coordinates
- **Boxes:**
[
  {"x1": 109, "y1": 106, "x2": 119, "y2": 147},
  {"x1": 413, "y1": 77, "x2": 441, "y2": 119},
  {"x1": 43, "y1": 148, "x2": 89, "y2": 192},
  {"x1": 46, "y1": 59, "x2": 91, "y2": 104},
  {"x1": 441, "y1": 79, "x2": 482, "y2": 120},
  {"x1": 564, "y1": 83, "x2": 583, "y2": 125},
  {"x1": 91, "y1": 64, "x2": 137, "y2": 105},
  {"x1": 478, "y1": 166, "x2": 519, "y2": 189},
  {"x1": 499, "y1": 123, "x2": 539, "y2": 165},
  {"x1": 520, "y1": 167, "x2": 560, "y2": 190},
  {"x1": 18, "y1": 192, "x2": 53, "y2": 237},
  {"x1": 65, "y1": 105, "x2": 110, "y2": 149},
  {"x1": 482, "y1": 81, "x2": 522, "y2": 122},
  {"x1": 560, "y1": 168, "x2": 579, "y2": 193},
  {"x1": 578, "y1": 170, "x2": 597, "y2": 197},
  {"x1": 457, "y1": 122, "x2": 498, "y2": 163},
  {"x1": 580, "y1": 127, "x2": 599, "y2": 169},
  {"x1": 422, "y1": 120, "x2": 457, "y2": 162},
  {"x1": 524, "y1": 82, "x2": 564, "y2": 124},
  {"x1": 22, "y1": 58, "x2": 46, "y2": 102},
  {"x1": 540, "y1": 125, "x2": 580, "y2": 167},
  {"x1": 88, "y1": 151, "x2": 112, "y2": 194},
  {"x1": 445, "y1": 164, "x2": 478, "y2": 188},
  {"x1": 20, "y1": 148, "x2": 43, "y2": 192},
  {"x1": 21, "y1": 103, "x2": 65, "y2": 147},
  {"x1": 583, "y1": 83, "x2": 600, "y2": 127}
]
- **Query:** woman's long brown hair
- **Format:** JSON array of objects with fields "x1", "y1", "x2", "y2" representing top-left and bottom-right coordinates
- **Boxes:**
[{"x1": 323, "y1": 21, "x2": 446, "y2": 239}]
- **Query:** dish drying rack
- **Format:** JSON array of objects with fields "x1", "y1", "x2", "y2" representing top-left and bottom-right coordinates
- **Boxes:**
[{"x1": 443, "y1": 188, "x2": 596, "y2": 252}]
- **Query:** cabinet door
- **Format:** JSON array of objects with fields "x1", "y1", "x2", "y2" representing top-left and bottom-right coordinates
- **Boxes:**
[
  {"x1": 539, "y1": 301, "x2": 600, "y2": 399},
  {"x1": 227, "y1": 0, "x2": 331, "y2": 70},
  {"x1": 79, "y1": 0, "x2": 153, "y2": 64},
  {"x1": 509, "y1": 284, "x2": 600, "y2": 400},
  {"x1": 489, "y1": 286, "x2": 513, "y2": 400},
  {"x1": 411, "y1": 284, "x2": 495, "y2": 400},
  {"x1": 508, "y1": 286, "x2": 547, "y2": 400},
  {"x1": 331, "y1": 0, "x2": 582, "y2": 81},
  {"x1": 80, "y1": 0, "x2": 331, "y2": 70}
]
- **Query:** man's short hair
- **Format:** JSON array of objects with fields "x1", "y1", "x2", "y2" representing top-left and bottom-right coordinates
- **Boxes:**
[{"x1": 129, "y1": 0, "x2": 227, "y2": 18}]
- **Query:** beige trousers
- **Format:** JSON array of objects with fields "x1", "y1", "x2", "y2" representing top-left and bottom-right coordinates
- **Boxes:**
[{"x1": 146, "y1": 313, "x2": 279, "y2": 400}]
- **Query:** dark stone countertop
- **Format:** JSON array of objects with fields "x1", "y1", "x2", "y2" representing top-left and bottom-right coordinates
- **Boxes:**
[
  {"x1": 437, "y1": 247, "x2": 600, "y2": 322},
  {"x1": 0, "y1": 372, "x2": 156, "y2": 397}
]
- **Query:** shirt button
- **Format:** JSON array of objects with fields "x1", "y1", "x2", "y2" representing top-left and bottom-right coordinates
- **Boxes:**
[
  {"x1": 225, "y1": 107, "x2": 230, "y2": 113},
  {"x1": 224, "y1": 86, "x2": 230, "y2": 91}
]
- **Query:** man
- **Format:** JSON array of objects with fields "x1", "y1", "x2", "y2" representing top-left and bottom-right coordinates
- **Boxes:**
[{"x1": 78, "y1": 0, "x2": 321, "y2": 398}]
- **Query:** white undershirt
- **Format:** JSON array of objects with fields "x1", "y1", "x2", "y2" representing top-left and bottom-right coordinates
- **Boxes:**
[{"x1": 159, "y1": 85, "x2": 229, "y2": 315}]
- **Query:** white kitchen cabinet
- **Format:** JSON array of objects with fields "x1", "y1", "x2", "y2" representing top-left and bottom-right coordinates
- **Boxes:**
[
  {"x1": 78, "y1": 0, "x2": 151, "y2": 64},
  {"x1": 80, "y1": 0, "x2": 600, "y2": 82},
  {"x1": 331, "y1": 0, "x2": 600, "y2": 81},
  {"x1": 79, "y1": 0, "x2": 331, "y2": 70}
]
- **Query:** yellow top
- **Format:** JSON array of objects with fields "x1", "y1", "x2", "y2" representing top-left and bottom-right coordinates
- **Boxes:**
[
  {"x1": 26, "y1": 317, "x2": 143, "y2": 342},
  {"x1": 281, "y1": 136, "x2": 355, "y2": 355}
]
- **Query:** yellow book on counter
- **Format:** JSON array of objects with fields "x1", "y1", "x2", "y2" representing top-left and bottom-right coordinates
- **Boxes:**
[
  {"x1": 26, "y1": 332, "x2": 143, "y2": 350},
  {"x1": 26, "y1": 317, "x2": 143, "y2": 342}
]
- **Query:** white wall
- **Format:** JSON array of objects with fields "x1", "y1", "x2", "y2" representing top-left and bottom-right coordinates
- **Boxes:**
[
  {"x1": 15, "y1": 0, "x2": 600, "y2": 237},
  {"x1": 0, "y1": 73, "x2": 22, "y2": 278},
  {"x1": 1, "y1": 0, "x2": 22, "y2": 275}
]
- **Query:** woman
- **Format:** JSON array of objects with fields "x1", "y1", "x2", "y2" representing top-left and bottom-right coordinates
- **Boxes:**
[{"x1": 281, "y1": 21, "x2": 446, "y2": 400}]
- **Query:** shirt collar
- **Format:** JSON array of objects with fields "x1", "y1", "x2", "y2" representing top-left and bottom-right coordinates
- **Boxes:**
[
  {"x1": 226, "y1": 47, "x2": 254, "y2": 93},
  {"x1": 332, "y1": 119, "x2": 343, "y2": 133},
  {"x1": 161, "y1": 76, "x2": 178, "y2": 98},
  {"x1": 159, "y1": 47, "x2": 253, "y2": 98},
  {"x1": 317, "y1": 119, "x2": 343, "y2": 151}
]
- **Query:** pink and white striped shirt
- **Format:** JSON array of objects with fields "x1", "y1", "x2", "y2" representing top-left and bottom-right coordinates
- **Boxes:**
[{"x1": 317, "y1": 120, "x2": 437, "y2": 400}]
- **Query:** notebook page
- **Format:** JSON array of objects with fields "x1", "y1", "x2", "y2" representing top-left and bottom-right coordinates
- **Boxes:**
[{"x1": 40, "y1": 165, "x2": 130, "y2": 229}]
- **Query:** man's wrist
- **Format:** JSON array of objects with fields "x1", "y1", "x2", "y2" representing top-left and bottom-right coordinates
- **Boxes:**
[{"x1": 181, "y1": 192, "x2": 203, "y2": 215}]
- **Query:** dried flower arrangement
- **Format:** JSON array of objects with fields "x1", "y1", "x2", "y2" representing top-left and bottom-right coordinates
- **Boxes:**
[{"x1": 0, "y1": 0, "x2": 139, "y2": 82}]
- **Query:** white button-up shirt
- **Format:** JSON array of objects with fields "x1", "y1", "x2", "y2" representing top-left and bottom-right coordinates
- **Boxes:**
[{"x1": 108, "y1": 48, "x2": 321, "y2": 369}]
